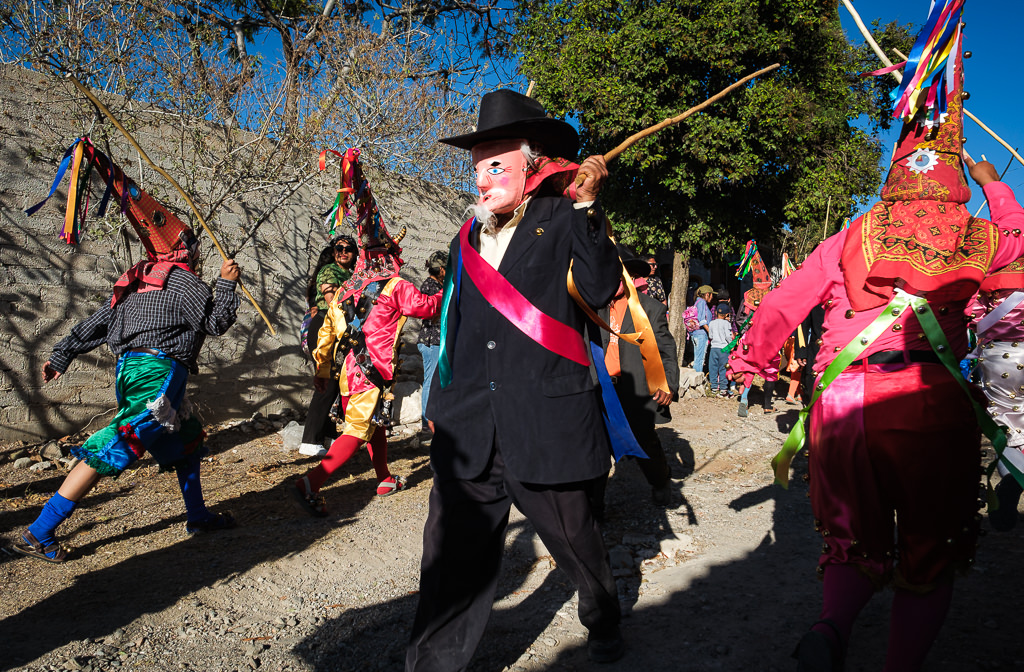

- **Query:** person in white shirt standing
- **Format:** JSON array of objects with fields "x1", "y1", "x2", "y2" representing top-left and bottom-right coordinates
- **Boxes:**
[{"x1": 707, "y1": 303, "x2": 736, "y2": 396}]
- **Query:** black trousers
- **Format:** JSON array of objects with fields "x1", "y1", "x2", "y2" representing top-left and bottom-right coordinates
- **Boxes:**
[
  {"x1": 406, "y1": 446, "x2": 620, "y2": 672},
  {"x1": 301, "y1": 311, "x2": 340, "y2": 446},
  {"x1": 801, "y1": 352, "x2": 820, "y2": 407},
  {"x1": 619, "y1": 400, "x2": 670, "y2": 488}
]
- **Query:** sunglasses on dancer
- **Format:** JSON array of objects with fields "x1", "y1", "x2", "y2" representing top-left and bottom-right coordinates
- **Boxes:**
[{"x1": 335, "y1": 245, "x2": 356, "y2": 253}]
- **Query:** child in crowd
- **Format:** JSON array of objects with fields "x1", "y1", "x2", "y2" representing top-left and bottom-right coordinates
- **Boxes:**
[{"x1": 707, "y1": 303, "x2": 735, "y2": 396}]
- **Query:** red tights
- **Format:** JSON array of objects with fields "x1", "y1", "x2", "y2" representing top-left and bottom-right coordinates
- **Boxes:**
[
  {"x1": 814, "y1": 564, "x2": 953, "y2": 671},
  {"x1": 304, "y1": 431, "x2": 391, "y2": 493}
]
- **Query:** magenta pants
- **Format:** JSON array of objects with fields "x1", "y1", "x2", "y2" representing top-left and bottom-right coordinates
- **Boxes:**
[{"x1": 808, "y1": 361, "x2": 981, "y2": 589}]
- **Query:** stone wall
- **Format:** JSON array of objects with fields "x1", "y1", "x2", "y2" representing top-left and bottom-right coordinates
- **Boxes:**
[{"x1": 0, "y1": 66, "x2": 470, "y2": 443}]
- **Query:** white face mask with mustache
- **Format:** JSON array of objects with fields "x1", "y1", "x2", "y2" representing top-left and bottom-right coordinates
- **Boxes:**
[
  {"x1": 471, "y1": 138, "x2": 527, "y2": 217},
  {"x1": 467, "y1": 202, "x2": 497, "y2": 231}
]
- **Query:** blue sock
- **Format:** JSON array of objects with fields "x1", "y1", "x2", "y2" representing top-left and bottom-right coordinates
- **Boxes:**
[
  {"x1": 28, "y1": 492, "x2": 76, "y2": 548},
  {"x1": 176, "y1": 455, "x2": 210, "y2": 523}
]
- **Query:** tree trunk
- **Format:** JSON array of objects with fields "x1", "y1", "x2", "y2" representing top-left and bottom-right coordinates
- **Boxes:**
[{"x1": 668, "y1": 248, "x2": 690, "y2": 364}]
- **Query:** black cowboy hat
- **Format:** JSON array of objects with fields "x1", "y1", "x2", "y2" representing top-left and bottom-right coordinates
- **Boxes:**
[
  {"x1": 440, "y1": 89, "x2": 579, "y2": 159},
  {"x1": 615, "y1": 244, "x2": 650, "y2": 279}
]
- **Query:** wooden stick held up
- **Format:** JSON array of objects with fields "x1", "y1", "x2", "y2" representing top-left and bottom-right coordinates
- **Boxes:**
[
  {"x1": 841, "y1": 0, "x2": 895, "y2": 69},
  {"x1": 974, "y1": 152, "x2": 1018, "y2": 217},
  {"x1": 66, "y1": 74, "x2": 276, "y2": 335},
  {"x1": 964, "y1": 110, "x2": 1024, "y2": 171},
  {"x1": 605, "y1": 63, "x2": 781, "y2": 163},
  {"x1": 575, "y1": 63, "x2": 781, "y2": 186},
  {"x1": 822, "y1": 194, "x2": 832, "y2": 242}
]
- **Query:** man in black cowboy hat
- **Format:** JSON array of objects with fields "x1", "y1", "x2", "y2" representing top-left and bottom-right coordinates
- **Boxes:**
[{"x1": 406, "y1": 89, "x2": 625, "y2": 669}]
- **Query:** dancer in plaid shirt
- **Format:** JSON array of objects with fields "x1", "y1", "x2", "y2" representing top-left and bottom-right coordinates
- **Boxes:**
[{"x1": 13, "y1": 227, "x2": 240, "y2": 563}]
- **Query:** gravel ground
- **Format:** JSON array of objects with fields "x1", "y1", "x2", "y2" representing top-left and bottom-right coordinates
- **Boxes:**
[{"x1": 2, "y1": 382, "x2": 1023, "y2": 672}]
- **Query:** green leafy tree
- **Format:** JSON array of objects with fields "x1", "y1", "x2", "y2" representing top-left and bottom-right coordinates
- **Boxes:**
[{"x1": 513, "y1": 0, "x2": 912, "y2": 342}]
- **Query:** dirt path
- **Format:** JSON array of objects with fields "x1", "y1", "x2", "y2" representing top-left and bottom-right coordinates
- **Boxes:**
[{"x1": 2, "y1": 392, "x2": 1022, "y2": 672}]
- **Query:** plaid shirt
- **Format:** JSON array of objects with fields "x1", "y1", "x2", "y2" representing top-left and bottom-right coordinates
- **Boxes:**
[
  {"x1": 49, "y1": 267, "x2": 239, "y2": 374},
  {"x1": 416, "y1": 276, "x2": 444, "y2": 346}
]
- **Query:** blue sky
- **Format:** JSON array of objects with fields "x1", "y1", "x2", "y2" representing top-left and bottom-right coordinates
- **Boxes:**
[{"x1": 839, "y1": 0, "x2": 1024, "y2": 219}]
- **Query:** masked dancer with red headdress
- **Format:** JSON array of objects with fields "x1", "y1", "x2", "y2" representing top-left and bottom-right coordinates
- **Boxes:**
[
  {"x1": 733, "y1": 242, "x2": 782, "y2": 416},
  {"x1": 405, "y1": 89, "x2": 625, "y2": 670},
  {"x1": 14, "y1": 161, "x2": 240, "y2": 562},
  {"x1": 728, "y1": 3, "x2": 1024, "y2": 669},
  {"x1": 294, "y1": 148, "x2": 442, "y2": 516}
]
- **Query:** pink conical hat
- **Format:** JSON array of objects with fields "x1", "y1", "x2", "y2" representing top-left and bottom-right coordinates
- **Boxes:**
[{"x1": 880, "y1": 0, "x2": 970, "y2": 204}]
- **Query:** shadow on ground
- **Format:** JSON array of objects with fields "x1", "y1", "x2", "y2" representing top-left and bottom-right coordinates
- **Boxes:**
[{"x1": 0, "y1": 426, "x2": 432, "y2": 670}]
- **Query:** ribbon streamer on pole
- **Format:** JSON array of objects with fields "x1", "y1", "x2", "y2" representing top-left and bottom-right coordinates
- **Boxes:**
[
  {"x1": 574, "y1": 63, "x2": 782, "y2": 186},
  {"x1": 841, "y1": 0, "x2": 1024, "y2": 171},
  {"x1": 66, "y1": 74, "x2": 276, "y2": 335}
]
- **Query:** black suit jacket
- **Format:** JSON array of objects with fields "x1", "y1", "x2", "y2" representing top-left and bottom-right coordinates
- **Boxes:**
[
  {"x1": 427, "y1": 197, "x2": 620, "y2": 484},
  {"x1": 598, "y1": 291, "x2": 680, "y2": 423}
]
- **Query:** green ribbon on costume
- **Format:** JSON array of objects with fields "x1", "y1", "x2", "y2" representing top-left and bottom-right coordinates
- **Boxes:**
[
  {"x1": 722, "y1": 311, "x2": 754, "y2": 355},
  {"x1": 437, "y1": 250, "x2": 457, "y2": 388},
  {"x1": 771, "y1": 289, "x2": 1020, "y2": 502},
  {"x1": 326, "y1": 197, "x2": 340, "y2": 235}
]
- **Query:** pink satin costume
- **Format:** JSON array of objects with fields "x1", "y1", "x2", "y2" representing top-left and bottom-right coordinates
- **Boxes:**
[{"x1": 729, "y1": 181, "x2": 1024, "y2": 588}]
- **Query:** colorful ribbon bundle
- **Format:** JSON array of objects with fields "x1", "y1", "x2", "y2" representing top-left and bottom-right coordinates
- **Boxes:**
[
  {"x1": 733, "y1": 239, "x2": 772, "y2": 311},
  {"x1": 27, "y1": 137, "x2": 192, "y2": 258},
  {"x1": 318, "y1": 148, "x2": 363, "y2": 235},
  {"x1": 25, "y1": 137, "x2": 114, "y2": 245},
  {"x1": 318, "y1": 147, "x2": 388, "y2": 241},
  {"x1": 781, "y1": 252, "x2": 797, "y2": 280},
  {"x1": 734, "y1": 240, "x2": 758, "y2": 279},
  {"x1": 889, "y1": 0, "x2": 964, "y2": 123},
  {"x1": 734, "y1": 239, "x2": 772, "y2": 287}
]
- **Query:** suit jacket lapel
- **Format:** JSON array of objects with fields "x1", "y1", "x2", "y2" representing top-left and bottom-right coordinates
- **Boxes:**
[
  {"x1": 622, "y1": 304, "x2": 635, "y2": 333},
  {"x1": 497, "y1": 198, "x2": 551, "y2": 275},
  {"x1": 598, "y1": 306, "x2": 611, "y2": 349}
]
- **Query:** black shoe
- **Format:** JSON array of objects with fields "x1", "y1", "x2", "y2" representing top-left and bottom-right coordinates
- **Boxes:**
[
  {"x1": 793, "y1": 620, "x2": 844, "y2": 672},
  {"x1": 651, "y1": 483, "x2": 672, "y2": 507},
  {"x1": 185, "y1": 512, "x2": 236, "y2": 534},
  {"x1": 588, "y1": 626, "x2": 625, "y2": 663},
  {"x1": 990, "y1": 477, "x2": 1023, "y2": 531}
]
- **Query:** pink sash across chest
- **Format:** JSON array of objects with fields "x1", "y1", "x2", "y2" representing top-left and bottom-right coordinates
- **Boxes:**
[{"x1": 459, "y1": 221, "x2": 589, "y2": 367}]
